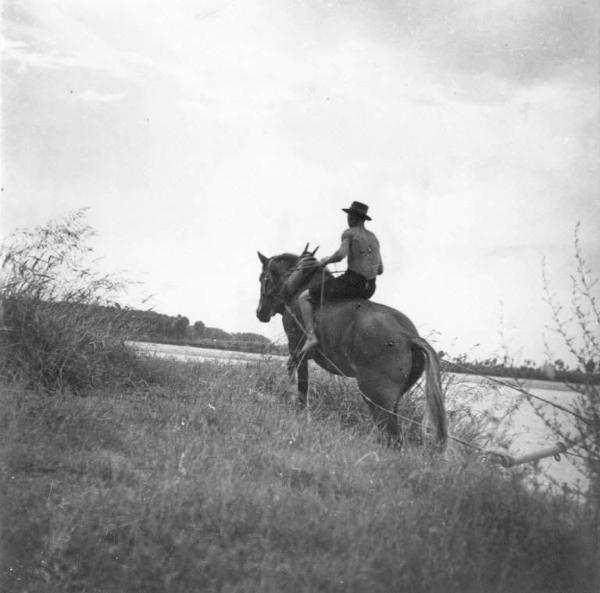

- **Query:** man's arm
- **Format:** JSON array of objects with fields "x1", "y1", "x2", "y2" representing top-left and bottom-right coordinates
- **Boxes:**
[
  {"x1": 319, "y1": 231, "x2": 350, "y2": 267},
  {"x1": 376, "y1": 235, "x2": 383, "y2": 275}
]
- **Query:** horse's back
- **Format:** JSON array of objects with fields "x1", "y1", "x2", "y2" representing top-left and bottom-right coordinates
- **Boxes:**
[
  {"x1": 315, "y1": 299, "x2": 419, "y2": 376},
  {"x1": 318, "y1": 299, "x2": 419, "y2": 340}
]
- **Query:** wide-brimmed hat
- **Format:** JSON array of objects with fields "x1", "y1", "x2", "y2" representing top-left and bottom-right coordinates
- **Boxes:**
[{"x1": 342, "y1": 201, "x2": 371, "y2": 221}]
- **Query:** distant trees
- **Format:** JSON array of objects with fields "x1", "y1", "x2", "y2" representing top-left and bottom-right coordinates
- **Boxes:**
[
  {"x1": 439, "y1": 352, "x2": 600, "y2": 385},
  {"x1": 122, "y1": 312, "x2": 276, "y2": 353},
  {"x1": 122, "y1": 310, "x2": 190, "y2": 341},
  {"x1": 202, "y1": 327, "x2": 231, "y2": 340},
  {"x1": 231, "y1": 332, "x2": 270, "y2": 344},
  {"x1": 173, "y1": 315, "x2": 189, "y2": 340}
]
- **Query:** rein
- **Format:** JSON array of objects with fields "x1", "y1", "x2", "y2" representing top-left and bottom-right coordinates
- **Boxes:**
[
  {"x1": 260, "y1": 261, "x2": 289, "y2": 308},
  {"x1": 261, "y1": 254, "x2": 326, "y2": 309}
]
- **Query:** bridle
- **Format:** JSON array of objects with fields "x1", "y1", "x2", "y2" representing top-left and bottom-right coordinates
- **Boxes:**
[
  {"x1": 259, "y1": 246, "x2": 322, "y2": 316},
  {"x1": 259, "y1": 260, "x2": 287, "y2": 314}
]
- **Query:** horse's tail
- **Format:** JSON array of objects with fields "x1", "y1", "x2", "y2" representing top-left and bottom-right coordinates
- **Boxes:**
[{"x1": 411, "y1": 336, "x2": 448, "y2": 449}]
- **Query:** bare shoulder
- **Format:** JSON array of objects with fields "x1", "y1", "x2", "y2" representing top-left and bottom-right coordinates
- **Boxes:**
[{"x1": 366, "y1": 228, "x2": 380, "y2": 244}]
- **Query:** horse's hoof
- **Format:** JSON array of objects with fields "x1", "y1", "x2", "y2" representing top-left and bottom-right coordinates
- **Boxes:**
[
  {"x1": 295, "y1": 398, "x2": 307, "y2": 410},
  {"x1": 282, "y1": 390, "x2": 295, "y2": 404}
]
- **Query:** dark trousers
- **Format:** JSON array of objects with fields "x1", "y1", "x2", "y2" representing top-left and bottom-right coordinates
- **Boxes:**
[{"x1": 308, "y1": 270, "x2": 376, "y2": 305}]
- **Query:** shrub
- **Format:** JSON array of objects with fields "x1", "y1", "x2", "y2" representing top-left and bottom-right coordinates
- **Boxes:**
[
  {"x1": 541, "y1": 223, "x2": 600, "y2": 519},
  {"x1": 0, "y1": 210, "x2": 144, "y2": 393}
]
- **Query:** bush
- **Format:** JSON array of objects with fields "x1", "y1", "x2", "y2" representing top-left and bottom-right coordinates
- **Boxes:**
[
  {"x1": 542, "y1": 223, "x2": 600, "y2": 512},
  {"x1": 0, "y1": 210, "x2": 144, "y2": 393}
]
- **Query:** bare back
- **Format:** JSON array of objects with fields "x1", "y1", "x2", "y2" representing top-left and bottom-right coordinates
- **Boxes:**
[{"x1": 343, "y1": 226, "x2": 383, "y2": 280}]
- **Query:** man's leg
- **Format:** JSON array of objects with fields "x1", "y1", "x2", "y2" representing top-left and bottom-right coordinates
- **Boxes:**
[{"x1": 298, "y1": 290, "x2": 319, "y2": 354}]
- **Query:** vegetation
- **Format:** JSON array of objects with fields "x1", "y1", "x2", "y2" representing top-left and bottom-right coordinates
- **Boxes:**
[
  {"x1": 0, "y1": 211, "x2": 149, "y2": 394},
  {"x1": 536, "y1": 223, "x2": 600, "y2": 523},
  {"x1": 1, "y1": 359, "x2": 597, "y2": 593},
  {"x1": 1, "y1": 212, "x2": 597, "y2": 592},
  {"x1": 440, "y1": 352, "x2": 600, "y2": 386},
  {"x1": 140, "y1": 330, "x2": 280, "y2": 355}
]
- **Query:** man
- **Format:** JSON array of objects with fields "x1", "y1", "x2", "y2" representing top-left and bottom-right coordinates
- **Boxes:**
[{"x1": 298, "y1": 201, "x2": 383, "y2": 355}]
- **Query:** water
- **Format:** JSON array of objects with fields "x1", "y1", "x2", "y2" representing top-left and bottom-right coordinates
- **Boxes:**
[
  {"x1": 130, "y1": 341, "x2": 273, "y2": 364},
  {"x1": 131, "y1": 341, "x2": 591, "y2": 492},
  {"x1": 442, "y1": 374, "x2": 588, "y2": 492}
]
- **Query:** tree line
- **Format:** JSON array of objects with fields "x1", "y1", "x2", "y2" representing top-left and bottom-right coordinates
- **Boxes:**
[
  {"x1": 115, "y1": 307, "x2": 276, "y2": 353},
  {"x1": 440, "y1": 352, "x2": 600, "y2": 386}
]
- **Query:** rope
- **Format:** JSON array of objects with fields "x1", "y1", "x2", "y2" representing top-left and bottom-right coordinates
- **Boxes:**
[
  {"x1": 269, "y1": 256, "x2": 592, "y2": 462},
  {"x1": 278, "y1": 307, "x2": 600, "y2": 470},
  {"x1": 442, "y1": 359, "x2": 593, "y2": 426},
  {"x1": 280, "y1": 302, "x2": 600, "y2": 468},
  {"x1": 283, "y1": 304, "x2": 483, "y2": 453},
  {"x1": 565, "y1": 450, "x2": 600, "y2": 464}
]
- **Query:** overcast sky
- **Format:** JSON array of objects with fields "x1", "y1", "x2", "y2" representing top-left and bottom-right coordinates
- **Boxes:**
[{"x1": 1, "y1": 0, "x2": 599, "y2": 364}]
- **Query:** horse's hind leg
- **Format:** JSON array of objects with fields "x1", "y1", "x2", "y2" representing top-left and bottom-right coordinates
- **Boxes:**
[{"x1": 357, "y1": 373, "x2": 403, "y2": 446}]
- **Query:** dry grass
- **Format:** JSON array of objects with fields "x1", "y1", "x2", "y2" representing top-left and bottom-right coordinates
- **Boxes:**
[
  {"x1": 1, "y1": 213, "x2": 597, "y2": 592},
  {"x1": 1, "y1": 357, "x2": 596, "y2": 593},
  {"x1": 0, "y1": 210, "x2": 148, "y2": 393}
]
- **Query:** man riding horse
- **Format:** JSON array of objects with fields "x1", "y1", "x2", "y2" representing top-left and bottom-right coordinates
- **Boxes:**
[
  {"x1": 256, "y1": 204, "x2": 448, "y2": 448},
  {"x1": 298, "y1": 201, "x2": 383, "y2": 355}
]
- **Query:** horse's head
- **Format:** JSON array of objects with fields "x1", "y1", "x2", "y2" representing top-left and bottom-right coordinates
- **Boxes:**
[{"x1": 256, "y1": 251, "x2": 300, "y2": 322}]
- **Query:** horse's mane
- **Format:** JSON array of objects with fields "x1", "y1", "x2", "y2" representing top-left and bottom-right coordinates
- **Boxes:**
[
  {"x1": 271, "y1": 252, "x2": 333, "y2": 301},
  {"x1": 272, "y1": 253, "x2": 301, "y2": 266}
]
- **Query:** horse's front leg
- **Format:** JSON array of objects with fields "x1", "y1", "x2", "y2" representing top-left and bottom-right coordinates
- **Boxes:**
[
  {"x1": 285, "y1": 355, "x2": 309, "y2": 407},
  {"x1": 296, "y1": 357, "x2": 308, "y2": 407}
]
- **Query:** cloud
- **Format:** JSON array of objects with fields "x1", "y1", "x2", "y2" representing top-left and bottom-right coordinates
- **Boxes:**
[
  {"x1": 301, "y1": 0, "x2": 599, "y2": 91},
  {"x1": 1, "y1": 3, "x2": 129, "y2": 76},
  {"x1": 1, "y1": 35, "x2": 80, "y2": 71},
  {"x1": 433, "y1": 1, "x2": 599, "y2": 86},
  {"x1": 78, "y1": 89, "x2": 125, "y2": 102}
]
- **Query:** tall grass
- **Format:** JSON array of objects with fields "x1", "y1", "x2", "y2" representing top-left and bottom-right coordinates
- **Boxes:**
[
  {"x1": 1, "y1": 213, "x2": 596, "y2": 592},
  {"x1": 0, "y1": 211, "x2": 147, "y2": 393},
  {"x1": 542, "y1": 223, "x2": 600, "y2": 522},
  {"x1": 1, "y1": 358, "x2": 596, "y2": 593}
]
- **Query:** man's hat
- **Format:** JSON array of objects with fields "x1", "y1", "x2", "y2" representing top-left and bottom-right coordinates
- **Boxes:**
[{"x1": 342, "y1": 201, "x2": 371, "y2": 221}]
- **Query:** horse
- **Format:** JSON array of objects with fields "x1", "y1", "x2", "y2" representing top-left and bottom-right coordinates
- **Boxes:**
[{"x1": 256, "y1": 249, "x2": 448, "y2": 449}]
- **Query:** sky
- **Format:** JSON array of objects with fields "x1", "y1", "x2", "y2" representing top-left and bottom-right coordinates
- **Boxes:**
[{"x1": 1, "y1": 0, "x2": 599, "y2": 365}]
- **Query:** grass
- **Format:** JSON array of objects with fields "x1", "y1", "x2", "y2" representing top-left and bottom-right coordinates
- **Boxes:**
[
  {"x1": 0, "y1": 209, "x2": 146, "y2": 394},
  {"x1": 1, "y1": 355, "x2": 597, "y2": 593}
]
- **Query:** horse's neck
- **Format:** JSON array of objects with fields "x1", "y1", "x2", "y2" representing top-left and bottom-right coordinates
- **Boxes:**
[
  {"x1": 304, "y1": 267, "x2": 332, "y2": 290},
  {"x1": 282, "y1": 261, "x2": 332, "y2": 302}
]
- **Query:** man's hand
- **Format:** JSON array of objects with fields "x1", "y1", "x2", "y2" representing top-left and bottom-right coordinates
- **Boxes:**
[{"x1": 298, "y1": 255, "x2": 319, "y2": 270}]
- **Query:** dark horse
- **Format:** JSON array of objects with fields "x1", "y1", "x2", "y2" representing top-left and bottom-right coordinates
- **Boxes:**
[{"x1": 256, "y1": 250, "x2": 448, "y2": 448}]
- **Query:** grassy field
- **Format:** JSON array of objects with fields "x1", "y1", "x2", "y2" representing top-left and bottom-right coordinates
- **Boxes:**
[{"x1": 1, "y1": 354, "x2": 597, "y2": 593}]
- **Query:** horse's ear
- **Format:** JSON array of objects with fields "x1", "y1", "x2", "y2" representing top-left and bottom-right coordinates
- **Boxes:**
[{"x1": 257, "y1": 251, "x2": 269, "y2": 266}]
